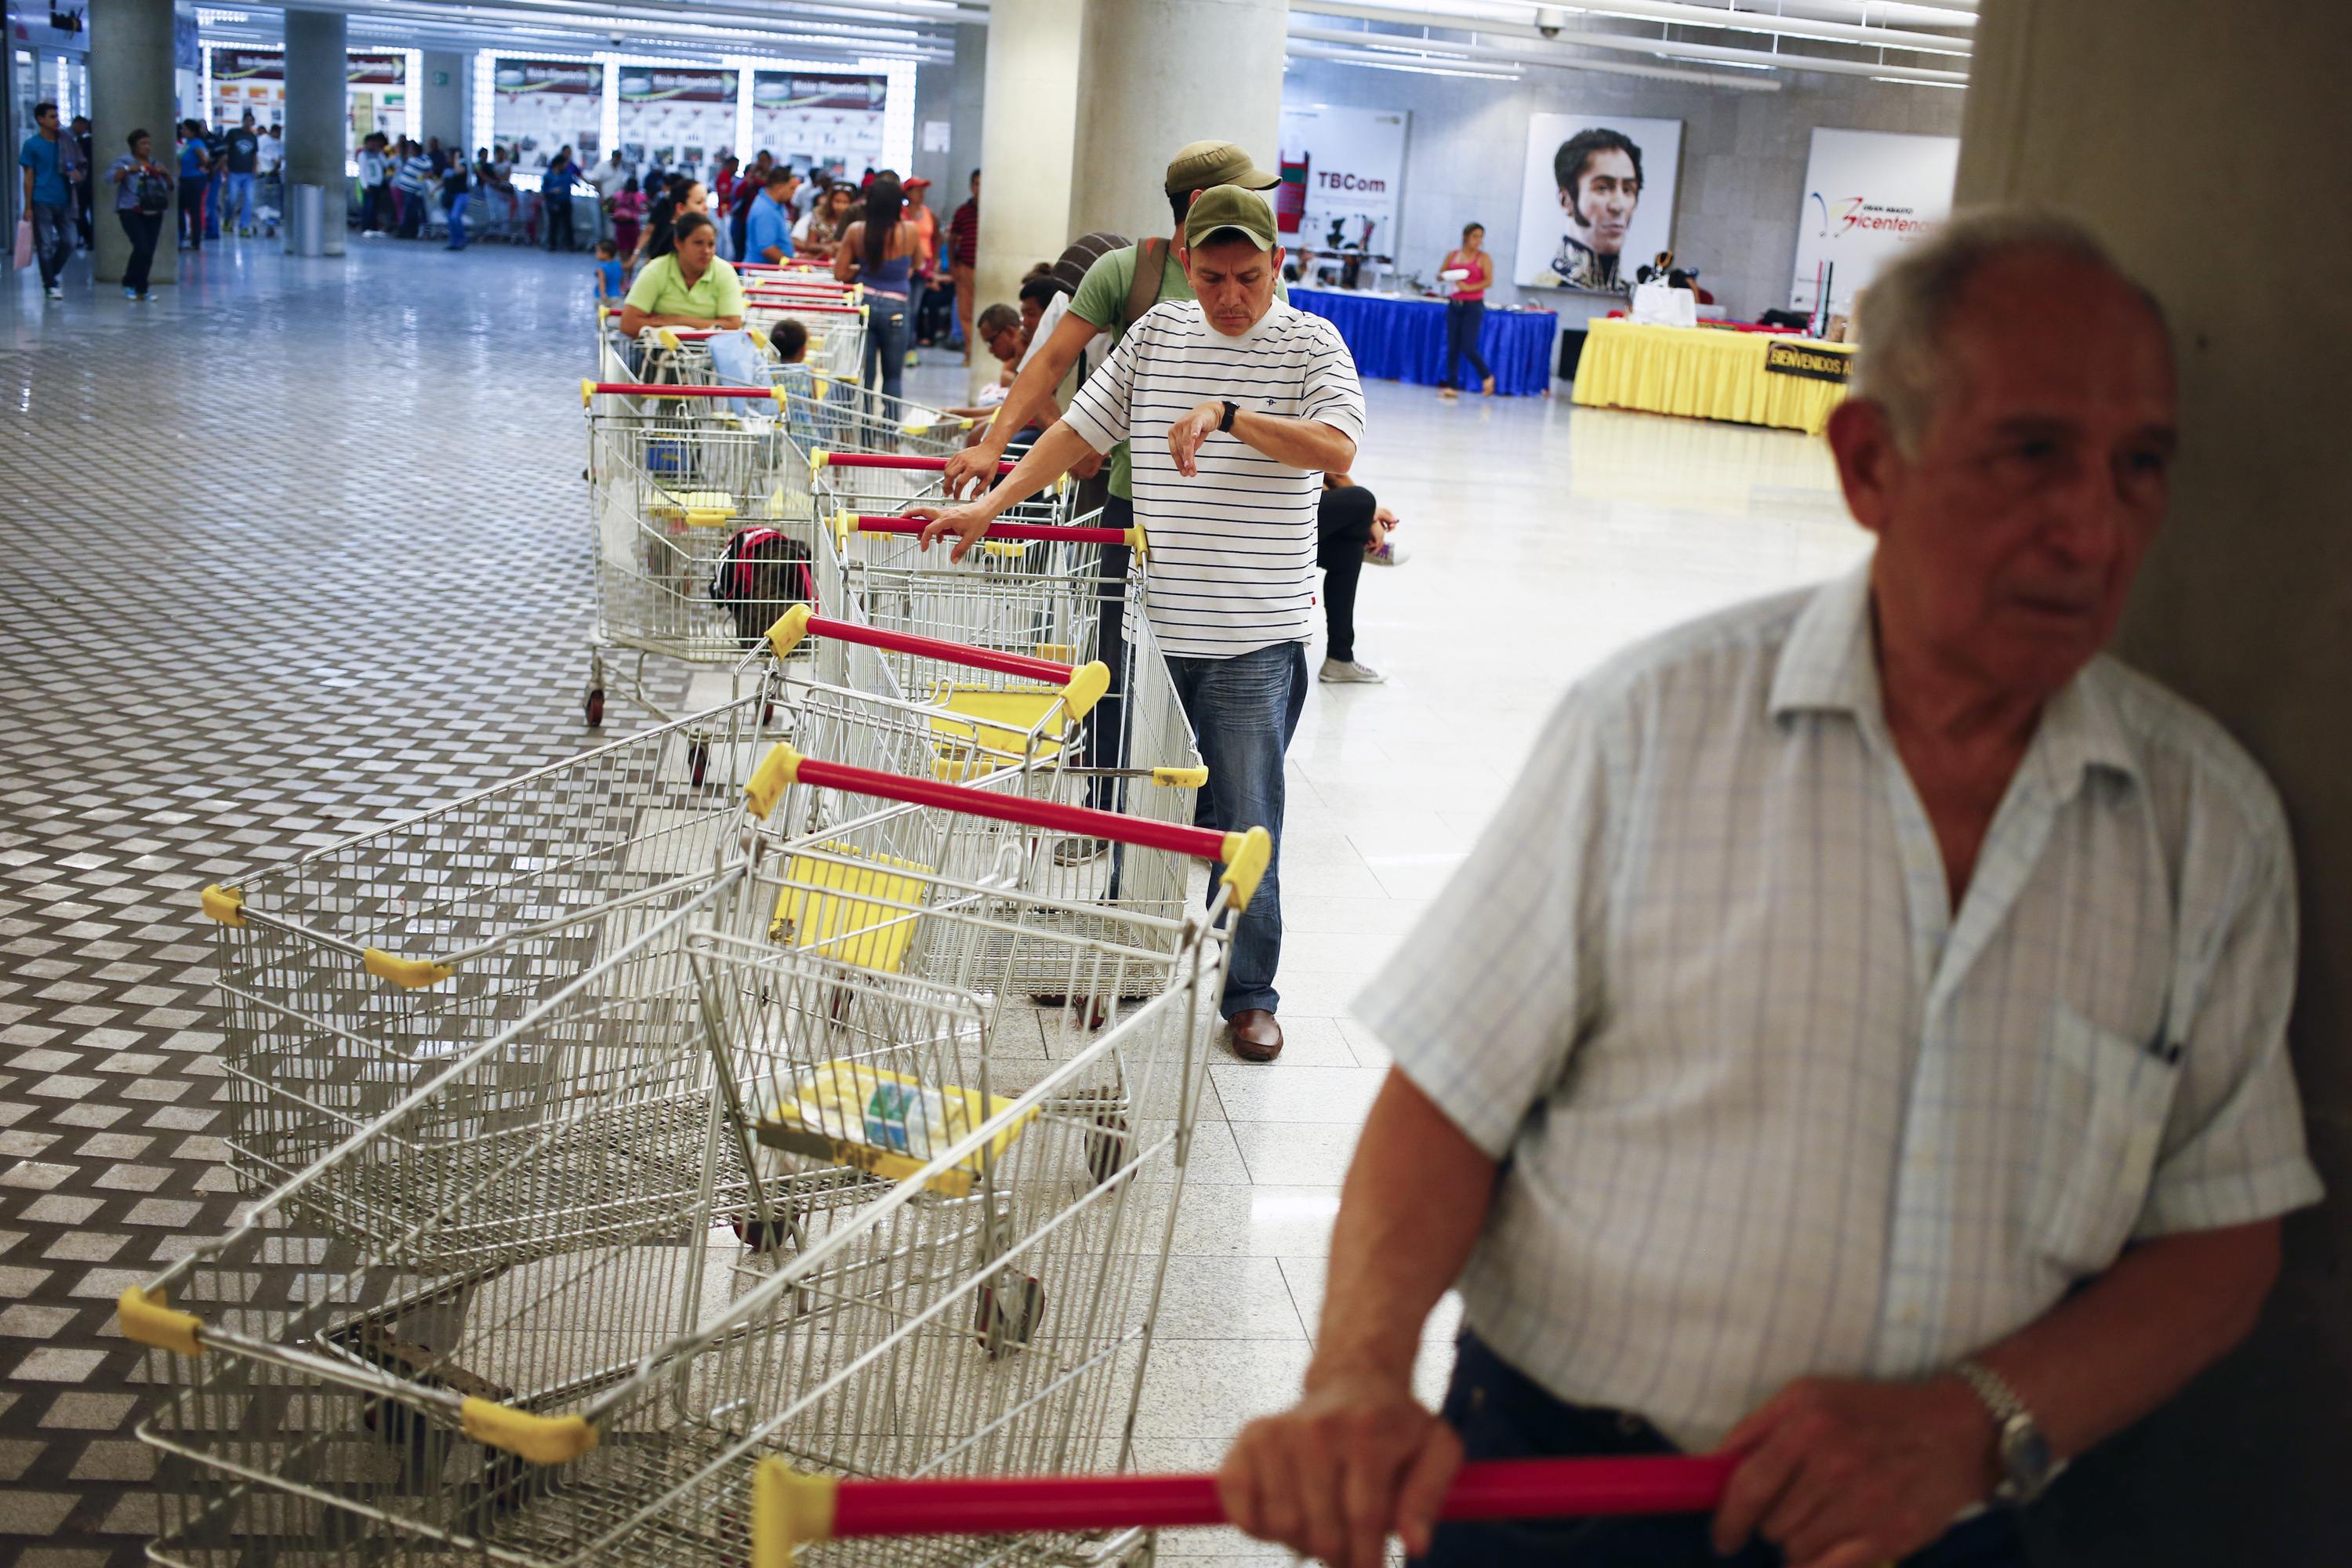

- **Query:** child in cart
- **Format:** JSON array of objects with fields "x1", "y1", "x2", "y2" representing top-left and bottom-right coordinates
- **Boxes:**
[{"x1": 592, "y1": 239, "x2": 624, "y2": 307}]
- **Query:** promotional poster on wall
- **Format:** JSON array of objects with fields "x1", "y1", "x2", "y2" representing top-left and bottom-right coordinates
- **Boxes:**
[
  {"x1": 1512, "y1": 113, "x2": 1682, "y2": 296},
  {"x1": 1276, "y1": 103, "x2": 1409, "y2": 260},
  {"x1": 618, "y1": 66, "x2": 735, "y2": 180},
  {"x1": 492, "y1": 57, "x2": 604, "y2": 173},
  {"x1": 750, "y1": 71, "x2": 887, "y2": 178},
  {"x1": 1788, "y1": 128, "x2": 1960, "y2": 317}
]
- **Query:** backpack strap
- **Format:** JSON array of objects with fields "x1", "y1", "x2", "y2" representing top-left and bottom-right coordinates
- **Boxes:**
[{"x1": 1119, "y1": 237, "x2": 1171, "y2": 336}]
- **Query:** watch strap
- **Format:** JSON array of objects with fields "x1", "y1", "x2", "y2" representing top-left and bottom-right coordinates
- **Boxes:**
[
  {"x1": 1952, "y1": 1359, "x2": 2025, "y2": 1425},
  {"x1": 1218, "y1": 399, "x2": 1240, "y2": 434}
]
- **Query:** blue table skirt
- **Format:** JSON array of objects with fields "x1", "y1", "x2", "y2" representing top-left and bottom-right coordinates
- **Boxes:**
[{"x1": 1291, "y1": 288, "x2": 1559, "y2": 397}]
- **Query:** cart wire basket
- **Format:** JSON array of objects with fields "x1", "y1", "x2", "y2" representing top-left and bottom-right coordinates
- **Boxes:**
[{"x1": 126, "y1": 763, "x2": 1272, "y2": 1568}]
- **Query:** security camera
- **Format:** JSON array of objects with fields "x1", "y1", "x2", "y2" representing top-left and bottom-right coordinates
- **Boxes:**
[{"x1": 1534, "y1": 5, "x2": 1566, "y2": 38}]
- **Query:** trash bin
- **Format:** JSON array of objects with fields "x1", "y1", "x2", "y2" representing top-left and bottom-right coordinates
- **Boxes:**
[{"x1": 285, "y1": 183, "x2": 325, "y2": 257}]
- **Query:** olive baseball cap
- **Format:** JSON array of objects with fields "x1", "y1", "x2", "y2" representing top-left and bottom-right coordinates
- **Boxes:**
[
  {"x1": 1164, "y1": 139, "x2": 1279, "y2": 194},
  {"x1": 1185, "y1": 184, "x2": 1279, "y2": 252}
]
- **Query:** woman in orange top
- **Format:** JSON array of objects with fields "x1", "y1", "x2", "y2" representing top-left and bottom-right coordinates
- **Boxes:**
[{"x1": 1437, "y1": 221, "x2": 1496, "y2": 400}]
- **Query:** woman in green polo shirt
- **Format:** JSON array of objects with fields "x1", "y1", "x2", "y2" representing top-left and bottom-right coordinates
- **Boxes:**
[{"x1": 617, "y1": 212, "x2": 744, "y2": 336}]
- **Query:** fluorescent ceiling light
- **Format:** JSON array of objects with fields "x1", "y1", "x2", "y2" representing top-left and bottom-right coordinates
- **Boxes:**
[
  {"x1": 1288, "y1": 43, "x2": 1520, "y2": 80},
  {"x1": 1873, "y1": 74, "x2": 1966, "y2": 87}
]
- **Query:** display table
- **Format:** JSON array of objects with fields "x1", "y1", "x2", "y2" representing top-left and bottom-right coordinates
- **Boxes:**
[
  {"x1": 1290, "y1": 287, "x2": 1559, "y2": 397},
  {"x1": 1570, "y1": 318, "x2": 1851, "y2": 435}
]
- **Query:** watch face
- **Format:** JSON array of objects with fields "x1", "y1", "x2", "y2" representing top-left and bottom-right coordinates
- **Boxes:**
[{"x1": 2001, "y1": 1417, "x2": 2055, "y2": 1495}]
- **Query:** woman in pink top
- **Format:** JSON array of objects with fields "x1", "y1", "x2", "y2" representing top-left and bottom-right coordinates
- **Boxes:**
[{"x1": 1437, "y1": 221, "x2": 1496, "y2": 399}]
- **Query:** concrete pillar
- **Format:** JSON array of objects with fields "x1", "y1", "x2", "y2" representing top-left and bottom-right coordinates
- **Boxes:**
[
  {"x1": 1068, "y1": 0, "x2": 1286, "y2": 245},
  {"x1": 418, "y1": 50, "x2": 469, "y2": 158},
  {"x1": 89, "y1": 0, "x2": 179, "y2": 286},
  {"x1": 972, "y1": 0, "x2": 1081, "y2": 393},
  {"x1": 281, "y1": 8, "x2": 347, "y2": 257},
  {"x1": 909, "y1": 60, "x2": 955, "y2": 194},
  {"x1": 1955, "y1": 4, "x2": 2352, "y2": 1563}
]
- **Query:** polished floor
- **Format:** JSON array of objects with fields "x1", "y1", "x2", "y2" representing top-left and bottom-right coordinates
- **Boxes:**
[{"x1": 0, "y1": 238, "x2": 1868, "y2": 1563}]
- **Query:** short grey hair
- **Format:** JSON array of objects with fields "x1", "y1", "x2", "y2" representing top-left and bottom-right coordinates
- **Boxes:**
[{"x1": 1851, "y1": 206, "x2": 2168, "y2": 452}]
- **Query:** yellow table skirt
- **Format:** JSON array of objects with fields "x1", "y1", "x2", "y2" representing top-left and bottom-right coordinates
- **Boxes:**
[{"x1": 1571, "y1": 318, "x2": 1849, "y2": 435}]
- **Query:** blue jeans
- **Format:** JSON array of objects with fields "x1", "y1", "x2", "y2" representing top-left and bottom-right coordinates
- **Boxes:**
[
  {"x1": 30, "y1": 202, "x2": 72, "y2": 287},
  {"x1": 1443, "y1": 299, "x2": 1491, "y2": 390},
  {"x1": 862, "y1": 299, "x2": 909, "y2": 401},
  {"x1": 1419, "y1": 1334, "x2": 2029, "y2": 1568},
  {"x1": 223, "y1": 172, "x2": 256, "y2": 231},
  {"x1": 1166, "y1": 640, "x2": 1307, "y2": 1018},
  {"x1": 446, "y1": 192, "x2": 469, "y2": 249}
]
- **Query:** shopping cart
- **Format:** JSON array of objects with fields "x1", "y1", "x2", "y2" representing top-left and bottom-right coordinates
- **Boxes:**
[
  {"x1": 582, "y1": 379, "x2": 813, "y2": 725},
  {"x1": 756, "y1": 1455, "x2": 1738, "y2": 1565},
  {"x1": 815, "y1": 513, "x2": 1208, "y2": 956},
  {"x1": 742, "y1": 292, "x2": 867, "y2": 383},
  {"x1": 127, "y1": 768, "x2": 1272, "y2": 1568}
]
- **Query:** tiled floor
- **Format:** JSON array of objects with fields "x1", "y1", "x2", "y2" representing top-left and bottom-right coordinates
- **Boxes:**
[{"x1": 0, "y1": 236, "x2": 1868, "y2": 1564}]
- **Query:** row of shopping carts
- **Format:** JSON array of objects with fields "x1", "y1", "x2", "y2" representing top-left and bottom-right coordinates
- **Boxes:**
[{"x1": 119, "y1": 278, "x2": 1250, "y2": 1568}]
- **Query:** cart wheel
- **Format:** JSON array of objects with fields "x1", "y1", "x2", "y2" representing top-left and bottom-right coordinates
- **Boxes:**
[
  {"x1": 585, "y1": 688, "x2": 605, "y2": 728},
  {"x1": 762, "y1": 700, "x2": 776, "y2": 728},
  {"x1": 975, "y1": 1274, "x2": 1046, "y2": 1359},
  {"x1": 1084, "y1": 1107, "x2": 1130, "y2": 1188},
  {"x1": 688, "y1": 738, "x2": 711, "y2": 786}
]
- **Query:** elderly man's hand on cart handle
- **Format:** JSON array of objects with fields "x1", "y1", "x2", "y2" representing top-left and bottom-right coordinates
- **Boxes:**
[
  {"x1": 1710, "y1": 1374, "x2": 1995, "y2": 1568},
  {"x1": 940, "y1": 442, "x2": 1005, "y2": 496},
  {"x1": 1218, "y1": 1367, "x2": 1462, "y2": 1568}
]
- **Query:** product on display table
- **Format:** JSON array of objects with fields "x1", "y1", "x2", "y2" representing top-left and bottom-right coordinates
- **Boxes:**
[
  {"x1": 1570, "y1": 316, "x2": 1853, "y2": 434},
  {"x1": 128, "y1": 768, "x2": 1269, "y2": 1568},
  {"x1": 1290, "y1": 285, "x2": 1560, "y2": 395}
]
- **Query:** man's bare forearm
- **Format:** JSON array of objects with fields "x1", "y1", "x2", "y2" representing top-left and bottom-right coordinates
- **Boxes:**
[
  {"x1": 1308, "y1": 1069, "x2": 1497, "y2": 1388},
  {"x1": 1973, "y1": 1218, "x2": 2279, "y2": 1462},
  {"x1": 1229, "y1": 408, "x2": 1356, "y2": 474}
]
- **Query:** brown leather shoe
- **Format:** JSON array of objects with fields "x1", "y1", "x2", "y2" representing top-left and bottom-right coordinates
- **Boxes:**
[{"x1": 1225, "y1": 1009, "x2": 1283, "y2": 1063}]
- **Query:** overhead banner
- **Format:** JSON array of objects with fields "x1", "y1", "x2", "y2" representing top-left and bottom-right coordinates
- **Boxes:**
[
  {"x1": 210, "y1": 47, "x2": 283, "y2": 81},
  {"x1": 1788, "y1": 128, "x2": 1960, "y2": 318},
  {"x1": 1276, "y1": 103, "x2": 1409, "y2": 259},
  {"x1": 618, "y1": 66, "x2": 733, "y2": 103},
  {"x1": 749, "y1": 70, "x2": 887, "y2": 178},
  {"x1": 493, "y1": 57, "x2": 603, "y2": 96},
  {"x1": 347, "y1": 53, "x2": 405, "y2": 85},
  {"x1": 1512, "y1": 113, "x2": 1682, "y2": 296},
  {"x1": 753, "y1": 72, "x2": 887, "y2": 112}
]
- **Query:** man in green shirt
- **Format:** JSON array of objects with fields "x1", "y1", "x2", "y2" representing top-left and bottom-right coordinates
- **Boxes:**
[{"x1": 942, "y1": 140, "x2": 1283, "y2": 887}]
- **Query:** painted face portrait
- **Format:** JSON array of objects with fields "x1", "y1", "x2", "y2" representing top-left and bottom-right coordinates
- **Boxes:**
[{"x1": 1561, "y1": 147, "x2": 1640, "y2": 256}]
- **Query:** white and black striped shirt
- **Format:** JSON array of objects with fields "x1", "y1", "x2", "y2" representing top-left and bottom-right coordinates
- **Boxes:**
[{"x1": 1063, "y1": 298, "x2": 1366, "y2": 659}]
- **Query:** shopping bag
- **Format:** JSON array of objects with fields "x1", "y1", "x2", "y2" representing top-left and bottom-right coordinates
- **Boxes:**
[
  {"x1": 12, "y1": 219, "x2": 31, "y2": 270},
  {"x1": 1632, "y1": 278, "x2": 1698, "y2": 328}
]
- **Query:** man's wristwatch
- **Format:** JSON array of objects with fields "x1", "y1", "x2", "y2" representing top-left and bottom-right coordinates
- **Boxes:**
[
  {"x1": 1217, "y1": 399, "x2": 1241, "y2": 434},
  {"x1": 1952, "y1": 1359, "x2": 2062, "y2": 1505}
]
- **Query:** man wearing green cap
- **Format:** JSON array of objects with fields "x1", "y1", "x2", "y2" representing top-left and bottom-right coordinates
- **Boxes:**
[
  {"x1": 944, "y1": 141, "x2": 1290, "y2": 851},
  {"x1": 911, "y1": 184, "x2": 1366, "y2": 1065}
]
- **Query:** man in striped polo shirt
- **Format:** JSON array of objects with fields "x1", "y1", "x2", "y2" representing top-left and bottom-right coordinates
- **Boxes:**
[{"x1": 911, "y1": 184, "x2": 1366, "y2": 1064}]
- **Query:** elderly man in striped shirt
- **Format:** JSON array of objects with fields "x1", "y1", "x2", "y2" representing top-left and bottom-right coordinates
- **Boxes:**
[
  {"x1": 911, "y1": 185, "x2": 1366, "y2": 1065},
  {"x1": 1216, "y1": 209, "x2": 2323, "y2": 1568}
]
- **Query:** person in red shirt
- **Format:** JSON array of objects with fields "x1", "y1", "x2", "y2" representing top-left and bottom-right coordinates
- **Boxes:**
[
  {"x1": 1437, "y1": 221, "x2": 1496, "y2": 399},
  {"x1": 712, "y1": 155, "x2": 739, "y2": 252},
  {"x1": 948, "y1": 167, "x2": 980, "y2": 363}
]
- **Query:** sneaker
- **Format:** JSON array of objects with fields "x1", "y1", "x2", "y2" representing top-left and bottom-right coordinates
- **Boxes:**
[
  {"x1": 904, "y1": 348, "x2": 920, "y2": 368},
  {"x1": 1363, "y1": 539, "x2": 1408, "y2": 567},
  {"x1": 45, "y1": 286, "x2": 62, "y2": 301},
  {"x1": 124, "y1": 286, "x2": 140, "y2": 300},
  {"x1": 1319, "y1": 658, "x2": 1386, "y2": 684},
  {"x1": 1052, "y1": 837, "x2": 1109, "y2": 866}
]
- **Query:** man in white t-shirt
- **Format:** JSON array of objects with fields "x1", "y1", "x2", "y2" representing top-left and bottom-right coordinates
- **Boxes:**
[
  {"x1": 910, "y1": 186, "x2": 1367, "y2": 1065},
  {"x1": 589, "y1": 149, "x2": 629, "y2": 244}
]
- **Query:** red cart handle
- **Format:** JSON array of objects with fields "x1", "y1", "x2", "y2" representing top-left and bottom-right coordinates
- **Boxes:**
[
  {"x1": 753, "y1": 1454, "x2": 1735, "y2": 1564},
  {"x1": 760, "y1": 605, "x2": 1110, "y2": 720},
  {"x1": 745, "y1": 297, "x2": 866, "y2": 315},
  {"x1": 850, "y1": 515, "x2": 1142, "y2": 550},
  {"x1": 743, "y1": 744, "x2": 1270, "y2": 912},
  {"x1": 815, "y1": 452, "x2": 1015, "y2": 476},
  {"x1": 581, "y1": 379, "x2": 787, "y2": 408}
]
